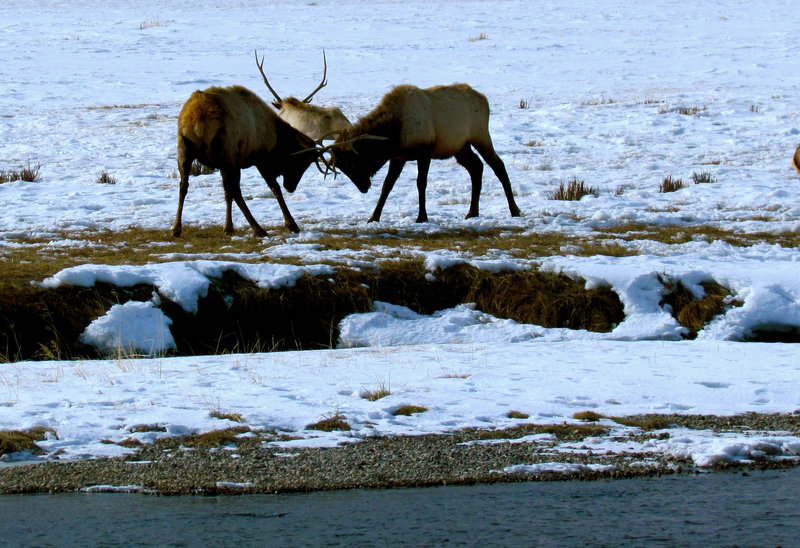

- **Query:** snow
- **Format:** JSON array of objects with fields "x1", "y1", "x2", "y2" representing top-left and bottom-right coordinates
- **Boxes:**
[{"x1": 2, "y1": 0, "x2": 800, "y2": 473}]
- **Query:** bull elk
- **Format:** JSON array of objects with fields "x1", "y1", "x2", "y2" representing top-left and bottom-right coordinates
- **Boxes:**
[
  {"x1": 793, "y1": 144, "x2": 800, "y2": 174},
  {"x1": 173, "y1": 85, "x2": 320, "y2": 238},
  {"x1": 254, "y1": 50, "x2": 351, "y2": 141},
  {"x1": 326, "y1": 83, "x2": 521, "y2": 223}
]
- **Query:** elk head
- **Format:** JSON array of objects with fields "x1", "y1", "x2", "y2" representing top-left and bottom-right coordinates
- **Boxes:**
[{"x1": 323, "y1": 132, "x2": 392, "y2": 193}]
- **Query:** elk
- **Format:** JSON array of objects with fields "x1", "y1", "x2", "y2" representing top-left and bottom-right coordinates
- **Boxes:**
[
  {"x1": 254, "y1": 50, "x2": 351, "y2": 141},
  {"x1": 173, "y1": 85, "x2": 321, "y2": 238},
  {"x1": 325, "y1": 83, "x2": 521, "y2": 223},
  {"x1": 793, "y1": 144, "x2": 800, "y2": 174}
]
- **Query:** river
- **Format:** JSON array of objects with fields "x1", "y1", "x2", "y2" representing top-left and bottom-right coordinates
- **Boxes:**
[{"x1": 3, "y1": 468, "x2": 798, "y2": 546}]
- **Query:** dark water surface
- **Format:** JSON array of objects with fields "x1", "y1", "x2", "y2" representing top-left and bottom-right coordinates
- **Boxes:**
[{"x1": 3, "y1": 469, "x2": 799, "y2": 547}]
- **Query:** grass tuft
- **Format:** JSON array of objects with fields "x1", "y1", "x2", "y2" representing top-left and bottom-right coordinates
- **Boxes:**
[
  {"x1": 506, "y1": 410, "x2": 530, "y2": 419},
  {"x1": 96, "y1": 171, "x2": 117, "y2": 184},
  {"x1": 210, "y1": 410, "x2": 244, "y2": 423},
  {"x1": 0, "y1": 160, "x2": 41, "y2": 184},
  {"x1": 519, "y1": 98, "x2": 532, "y2": 109},
  {"x1": 128, "y1": 424, "x2": 167, "y2": 433},
  {"x1": 573, "y1": 410, "x2": 603, "y2": 422},
  {"x1": 611, "y1": 415, "x2": 673, "y2": 431},
  {"x1": 139, "y1": 19, "x2": 165, "y2": 29},
  {"x1": 190, "y1": 161, "x2": 215, "y2": 176},
  {"x1": 659, "y1": 278, "x2": 737, "y2": 339},
  {"x1": 548, "y1": 178, "x2": 598, "y2": 200},
  {"x1": 467, "y1": 32, "x2": 488, "y2": 42},
  {"x1": 691, "y1": 170, "x2": 716, "y2": 184},
  {"x1": 392, "y1": 405, "x2": 428, "y2": 416},
  {"x1": 360, "y1": 382, "x2": 391, "y2": 401},
  {"x1": 179, "y1": 426, "x2": 251, "y2": 448},
  {"x1": 307, "y1": 412, "x2": 351, "y2": 431},
  {"x1": 660, "y1": 105, "x2": 707, "y2": 115},
  {"x1": 659, "y1": 175, "x2": 685, "y2": 193},
  {"x1": 0, "y1": 427, "x2": 56, "y2": 455}
]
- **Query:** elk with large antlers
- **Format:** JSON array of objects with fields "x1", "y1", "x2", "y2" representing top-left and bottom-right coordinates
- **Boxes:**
[
  {"x1": 254, "y1": 50, "x2": 351, "y2": 141},
  {"x1": 173, "y1": 85, "x2": 320, "y2": 238},
  {"x1": 326, "y1": 83, "x2": 521, "y2": 223}
]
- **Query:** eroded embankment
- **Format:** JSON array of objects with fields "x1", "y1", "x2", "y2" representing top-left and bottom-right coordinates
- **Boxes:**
[{"x1": 0, "y1": 261, "x2": 765, "y2": 362}]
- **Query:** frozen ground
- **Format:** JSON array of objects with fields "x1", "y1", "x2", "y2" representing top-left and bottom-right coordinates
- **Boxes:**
[{"x1": 1, "y1": 1, "x2": 800, "y2": 473}]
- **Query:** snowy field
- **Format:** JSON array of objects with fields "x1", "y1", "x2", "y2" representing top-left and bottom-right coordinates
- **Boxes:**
[{"x1": 2, "y1": 1, "x2": 800, "y2": 473}]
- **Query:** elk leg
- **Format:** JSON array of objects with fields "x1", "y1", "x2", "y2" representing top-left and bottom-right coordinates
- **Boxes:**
[
  {"x1": 369, "y1": 159, "x2": 405, "y2": 222},
  {"x1": 415, "y1": 156, "x2": 431, "y2": 223},
  {"x1": 172, "y1": 151, "x2": 194, "y2": 237},
  {"x1": 258, "y1": 168, "x2": 300, "y2": 233},
  {"x1": 474, "y1": 143, "x2": 521, "y2": 217},
  {"x1": 222, "y1": 168, "x2": 268, "y2": 237},
  {"x1": 456, "y1": 146, "x2": 484, "y2": 219}
]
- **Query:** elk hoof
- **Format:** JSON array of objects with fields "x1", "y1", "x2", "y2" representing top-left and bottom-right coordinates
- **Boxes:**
[
  {"x1": 415, "y1": 215, "x2": 428, "y2": 223},
  {"x1": 286, "y1": 222, "x2": 300, "y2": 234},
  {"x1": 465, "y1": 211, "x2": 479, "y2": 219},
  {"x1": 253, "y1": 227, "x2": 269, "y2": 238},
  {"x1": 172, "y1": 227, "x2": 182, "y2": 238},
  {"x1": 510, "y1": 207, "x2": 522, "y2": 217}
]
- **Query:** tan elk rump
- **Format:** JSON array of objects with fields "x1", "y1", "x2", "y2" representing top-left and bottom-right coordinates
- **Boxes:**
[
  {"x1": 327, "y1": 83, "x2": 521, "y2": 223},
  {"x1": 255, "y1": 50, "x2": 351, "y2": 141},
  {"x1": 173, "y1": 85, "x2": 319, "y2": 238},
  {"x1": 793, "y1": 144, "x2": 800, "y2": 174}
]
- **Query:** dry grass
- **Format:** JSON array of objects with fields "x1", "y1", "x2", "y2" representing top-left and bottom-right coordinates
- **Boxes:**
[
  {"x1": 139, "y1": 19, "x2": 165, "y2": 29},
  {"x1": 0, "y1": 426, "x2": 56, "y2": 456},
  {"x1": 659, "y1": 175, "x2": 685, "y2": 193},
  {"x1": 128, "y1": 424, "x2": 167, "y2": 433},
  {"x1": 570, "y1": 412, "x2": 673, "y2": 431},
  {"x1": 190, "y1": 161, "x2": 215, "y2": 176},
  {"x1": 392, "y1": 405, "x2": 428, "y2": 416},
  {"x1": 611, "y1": 415, "x2": 673, "y2": 431},
  {"x1": 573, "y1": 410, "x2": 603, "y2": 422},
  {"x1": 548, "y1": 178, "x2": 598, "y2": 200},
  {"x1": 692, "y1": 170, "x2": 716, "y2": 184},
  {"x1": 660, "y1": 105, "x2": 707, "y2": 115},
  {"x1": 360, "y1": 382, "x2": 391, "y2": 401},
  {"x1": 96, "y1": 171, "x2": 116, "y2": 184},
  {"x1": 506, "y1": 410, "x2": 530, "y2": 419},
  {"x1": 0, "y1": 160, "x2": 41, "y2": 184},
  {"x1": 307, "y1": 412, "x2": 351, "y2": 431},
  {"x1": 177, "y1": 426, "x2": 251, "y2": 448},
  {"x1": 210, "y1": 410, "x2": 244, "y2": 423},
  {"x1": 1, "y1": 221, "x2": 797, "y2": 362},
  {"x1": 467, "y1": 32, "x2": 488, "y2": 42}
]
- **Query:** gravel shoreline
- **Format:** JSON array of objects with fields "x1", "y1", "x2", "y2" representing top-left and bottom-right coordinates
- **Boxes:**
[{"x1": 3, "y1": 413, "x2": 799, "y2": 495}]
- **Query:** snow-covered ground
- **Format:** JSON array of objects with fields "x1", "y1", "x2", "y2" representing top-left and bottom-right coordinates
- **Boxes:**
[{"x1": 2, "y1": 1, "x2": 800, "y2": 473}]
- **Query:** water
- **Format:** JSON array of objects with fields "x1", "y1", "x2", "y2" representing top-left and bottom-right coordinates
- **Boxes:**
[{"x1": 3, "y1": 469, "x2": 799, "y2": 547}]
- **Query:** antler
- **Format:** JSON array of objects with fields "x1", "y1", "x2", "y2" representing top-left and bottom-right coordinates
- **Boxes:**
[
  {"x1": 301, "y1": 50, "x2": 328, "y2": 103},
  {"x1": 254, "y1": 49, "x2": 282, "y2": 103},
  {"x1": 318, "y1": 133, "x2": 390, "y2": 154}
]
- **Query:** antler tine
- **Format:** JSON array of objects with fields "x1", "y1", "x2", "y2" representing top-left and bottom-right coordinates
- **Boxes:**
[
  {"x1": 318, "y1": 133, "x2": 390, "y2": 153},
  {"x1": 302, "y1": 49, "x2": 328, "y2": 103},
  {"x1": 254, "y1": 48, "x2": 282, "y2": 103}
]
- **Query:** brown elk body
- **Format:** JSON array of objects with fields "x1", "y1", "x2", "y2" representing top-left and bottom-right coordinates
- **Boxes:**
[
  {"x1": 793, "y1": 144, "x2": 800, "y2": 174},
  {"x1": 329, "y1": 83, "x2": 521, "y2": 223},
  {"x1": 173, "y1": 85, "x2": 318, "y2": 237},
  {"x1": 255, "y1": 50, "x2": 351, "y2": 141}
]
